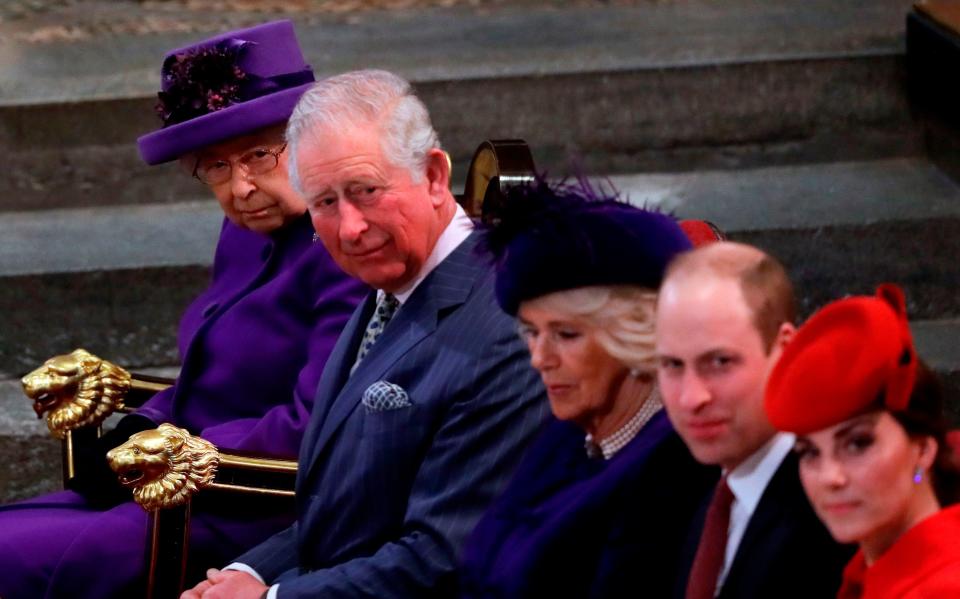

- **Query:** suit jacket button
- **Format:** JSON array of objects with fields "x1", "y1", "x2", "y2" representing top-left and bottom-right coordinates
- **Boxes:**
[{"x1": 202, "y1": 303, "x2": 219, "y2": 318}]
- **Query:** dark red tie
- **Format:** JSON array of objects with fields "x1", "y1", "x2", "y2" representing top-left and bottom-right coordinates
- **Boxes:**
[{"x1": 686, "y1": 476, "x2": 734, "y2": 599}]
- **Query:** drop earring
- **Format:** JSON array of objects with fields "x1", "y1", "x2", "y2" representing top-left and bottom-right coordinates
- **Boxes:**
[{"x1": 913, "y1": 467, "x2": 924, "y2": 485}]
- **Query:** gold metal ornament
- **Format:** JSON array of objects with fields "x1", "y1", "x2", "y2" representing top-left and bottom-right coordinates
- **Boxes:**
[
  {"x1": 21, "y1": 349, "x2": 132, "y2": 439},
  {"x1": 107, "y1": 423, "x2": 220, "y2": 511}
]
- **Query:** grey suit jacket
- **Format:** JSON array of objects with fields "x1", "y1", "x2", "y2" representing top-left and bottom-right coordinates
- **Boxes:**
[{"x1": 236, "y1": 231, "x2": 549, "y2": 598}]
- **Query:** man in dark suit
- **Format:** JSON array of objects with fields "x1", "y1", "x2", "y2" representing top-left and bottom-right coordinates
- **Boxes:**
[
  {"x1": 654, "y1": 242, "x2": 853, "y2": 599},
  {"x1": 182, "y1": 69, "x2": 548, "y2": 599}
]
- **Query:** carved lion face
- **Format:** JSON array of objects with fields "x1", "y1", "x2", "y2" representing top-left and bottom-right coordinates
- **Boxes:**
[
  {"x1": 21, "y1": 349, "x2": 131, "y2": 438},
  {"x1": 23, "y1": 349, "x2": 99, "y2": 416},
  {"x1": 106, "y1": 423, "x2": 218, "y2": 511}
]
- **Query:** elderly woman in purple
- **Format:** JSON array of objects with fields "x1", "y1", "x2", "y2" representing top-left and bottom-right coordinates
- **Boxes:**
[
  {"x1": 458, "y1": 180, "x2": 718, "y2": 598},
  {"x1": 0, "y1": 20, "x2": 365, "y2": 599}
]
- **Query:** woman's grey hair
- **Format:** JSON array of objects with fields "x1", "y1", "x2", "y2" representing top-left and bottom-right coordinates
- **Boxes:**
[
  {"x1": 286, "y1": 69, "x2": 440, "y2": 193},
  {"x1": 525, "y1": 285, "x2": 659, "y2": 375}
]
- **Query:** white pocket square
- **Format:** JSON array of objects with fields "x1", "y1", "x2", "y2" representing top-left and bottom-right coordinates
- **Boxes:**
[{"x1": 362, "y1": 381, "x2": 411, "y2": 412}]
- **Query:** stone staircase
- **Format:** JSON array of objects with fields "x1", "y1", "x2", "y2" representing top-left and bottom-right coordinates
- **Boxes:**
[
  {"x1": 4, "y1": 0, "x2": 957, "y2": 501},
  {"x1": 612, "y1": 158, "x2": 960, "y2": 419}
]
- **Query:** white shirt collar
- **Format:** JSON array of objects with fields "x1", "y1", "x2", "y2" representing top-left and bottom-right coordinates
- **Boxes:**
[
  {"x1": 726, "y1": 431, "x2": 796, "y2": 515},
  {"x1": 379, "y1": 203, "x2": 473, "y2": 305},
  {"x1": 717, "y1": 431, "x2": 795, "y2": 590}
]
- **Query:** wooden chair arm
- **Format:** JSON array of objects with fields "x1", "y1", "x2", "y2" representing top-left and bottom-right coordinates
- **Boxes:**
[
  {"x1": 21, "y1": 348, "x2": 175, "y2": 485},
  {"x1": 124, "y1": 373, "x2": 176, "y2": 409},
  {"x1": 107, "y1": 424, "x2": 297, "y2": 512},
  {"x1": 915, "y1": 1, "x2": 960, "y2": 37},
  {"x1": 135, "y1": 449, "x2": 298, "y2": 599},
  {"x1": 106, "y1": 424, "x2": 297, "y2": 599},
  {"x1": 210, "y1": 452, "x2": 298, "y2": 498}
]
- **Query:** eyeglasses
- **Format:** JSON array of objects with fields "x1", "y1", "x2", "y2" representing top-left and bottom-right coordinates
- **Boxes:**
[{"x1": 192, "y1": 143, "x2": 287, "y2": 186}]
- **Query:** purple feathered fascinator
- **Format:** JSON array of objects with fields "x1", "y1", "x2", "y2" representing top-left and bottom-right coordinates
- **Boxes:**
[{"x1": 481, "y1": 177, "x2": 693, "y2": 315}]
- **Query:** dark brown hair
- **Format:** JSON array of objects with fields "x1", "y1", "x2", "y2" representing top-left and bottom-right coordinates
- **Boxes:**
[{"x1": 892, "y1": 361, "x2": 960, "y2": 505}]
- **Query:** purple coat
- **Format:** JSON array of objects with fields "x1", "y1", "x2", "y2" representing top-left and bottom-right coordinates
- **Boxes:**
[
  {"x1": 137, "y1": 214, "x2": 365, "y2": 456},
  {"x1": 0, "y1": 214, "x2": 366, "y2": 599}
]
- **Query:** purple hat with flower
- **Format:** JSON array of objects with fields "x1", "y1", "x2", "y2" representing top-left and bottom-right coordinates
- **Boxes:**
[
  {"x1": 137, "y1": 20, "x2": 315, "y2": 165},
  {"x1": 483, "y1": 178, "x2": 693, "y2": 315}
]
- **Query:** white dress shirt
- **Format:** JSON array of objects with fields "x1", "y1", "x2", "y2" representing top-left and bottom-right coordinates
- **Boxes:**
[
  {"x1": 716, "y1": 431, "x2": 796, "y2": 592},
  {"x1": 225, "y1": 204, "x2": 474, "y2": 599},
  {"x1": 391, "y1": 203, "x2": 473, "y2": 306}
]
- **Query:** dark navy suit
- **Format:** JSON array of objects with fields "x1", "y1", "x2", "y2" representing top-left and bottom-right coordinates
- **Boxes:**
[
  {"x1": 236, "y1": 232, "x2": 549, "y2": 597},
  {"x1": 675, "y1": 452, "x2": 854, "y2": 599}
]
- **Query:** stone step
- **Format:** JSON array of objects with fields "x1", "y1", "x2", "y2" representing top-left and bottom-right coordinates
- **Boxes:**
[
  {"x1": 4, "y1": 317, "x2": 959, "y2": 504},
  {"x1": 0, "y1": 200, "x2": 220, "y2": 276},
  {"x1": 2, "y1": 157, "x2": 958, "y2": 379},
  {"x1": 0, "y1": 0, "x2": 916, "y2": 104},
  {"x1": 611, "y1": 157, "x2": 960, "y2": 320},
  {"x1": 1, "y1": 0, "x2": 920, "y2": 211},
  {"x1": 0, "y1": 200, "x2": 221, "y2": 377}
]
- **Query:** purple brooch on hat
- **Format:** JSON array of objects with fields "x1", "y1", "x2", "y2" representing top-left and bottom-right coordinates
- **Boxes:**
[{"x1": 156, "y1": 40, "x2": 251, "y2": 127}]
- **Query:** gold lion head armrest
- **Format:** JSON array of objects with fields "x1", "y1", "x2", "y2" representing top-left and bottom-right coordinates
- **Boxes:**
[
  {"x1": 107, "y1": 423, "x2": 220, "y2": 511},
  {"x1": 22, "y1": 349, "x2": 133, "y2": 439}
]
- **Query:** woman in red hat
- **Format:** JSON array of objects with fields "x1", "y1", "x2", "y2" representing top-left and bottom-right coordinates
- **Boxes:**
[
  {"x1": 765, "y1": 284, "x2": 960, "y2": 599},
  {"x1": 0, "y1": 21, "x2": 365, "y2": 599}
]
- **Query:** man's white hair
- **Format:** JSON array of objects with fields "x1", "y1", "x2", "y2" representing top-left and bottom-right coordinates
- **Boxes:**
[{"x1": 286, "y1": 69, "x2": 440, "y2": 194}]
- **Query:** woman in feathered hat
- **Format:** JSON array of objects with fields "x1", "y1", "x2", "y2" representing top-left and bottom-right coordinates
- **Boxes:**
[
  {"x1": 765, "y1": 284, "x2": 960, "y2": 598},
  {"x1": 458, "y1": 179, "x2": 719, "y2": 598},
  {"x1": 0, "y1": 21, "x2": 365, "y2": 599}
]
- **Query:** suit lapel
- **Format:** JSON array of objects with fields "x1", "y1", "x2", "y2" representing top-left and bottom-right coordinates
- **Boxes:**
[
  {"x1": 721, "y1": 452, "x2": 796, "y2": 593},
  {"x1": 300, "y1": 232, "x2": 485, "y2": 483},
  {"x1": 296, "y1": 291, "x2": 376, "y2": 475}
]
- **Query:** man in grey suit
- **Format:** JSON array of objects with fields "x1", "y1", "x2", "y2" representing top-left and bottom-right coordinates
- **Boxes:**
[{"x1": 182, "y1": 70, "x2": 548, "y2": 599}]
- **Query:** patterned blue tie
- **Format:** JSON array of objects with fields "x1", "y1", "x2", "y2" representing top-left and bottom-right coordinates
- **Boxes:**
[{"x1": 352, "y1": 293, "x2": 400, "y2": 372}]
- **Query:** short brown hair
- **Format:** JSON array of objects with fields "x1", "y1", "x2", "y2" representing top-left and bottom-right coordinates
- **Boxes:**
[{"x1": 664, "y1": 242, "x2": 796, "y2": 352}]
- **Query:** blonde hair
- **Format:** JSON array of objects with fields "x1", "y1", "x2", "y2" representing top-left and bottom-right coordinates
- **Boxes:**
[{"x1": 528, "y1": 285, "x2": 658, "y2": 375}]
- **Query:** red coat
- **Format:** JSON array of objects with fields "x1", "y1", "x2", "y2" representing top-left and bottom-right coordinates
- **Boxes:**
[{"x1": 839, "y1": 504, "x2": 960, "y2": 598}]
